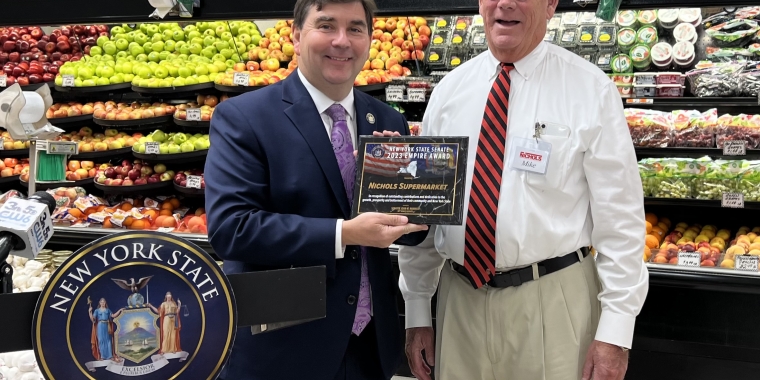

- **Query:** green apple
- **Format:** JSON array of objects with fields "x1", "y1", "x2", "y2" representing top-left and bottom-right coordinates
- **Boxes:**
[
  {"x1": 122, "y1": 24, "x2": 133, "y2": 32},
  {"x1": 203, "y1": 29, "x2": 216, "y2": 37},
  {"x1": 90, "y1": 46, "x2": 103, "y2": 56},
  {"x1": 225, "y1": 59, "x2": 236, "y2": 68},
  {"x1": 128, "y1": 41, "x2": 140, "y2": 50},
  {"x1": 138, "y1": 78, "x2": 150, "y2": 87},
  {"x1": 162, "y1": 40, "x2": 175, "y2": 53},
  {"x1": 178, "y1": 45, "x2": 191, "y2": 55},
  {"x1": 129, "y1": 45, "x2": 144, "y2": 56},
  {"x1": 123, "y1": 73, "x2": 135, "y2": 82},
  {"x1": 167, "y1": 143, "x2": 181, "y2": 154},
  {"x1": 184, "y1": 76, "x2": 199, "y2": 85},
  {"x1": 215, "y1": 25, "x2": 227, "y2": 37},
  {"x1": 213, "y1": 60, "x2": 227, "y2": 72},
  {"x1": 160, "y1": 78, "x2": 173, "y2": 87},
  {"x1": 197, "y1": 74, "x2": 211, "y2": 83},
  {"x1": 137, "y1": 67, "x2": 152, "y2": 78},
  {"x1": 194, "y1": 65, "x2": 209, "y2": 76},
  {"x1": 189, "y1": 43, "x2": 202, "y2": 55},
  {"x1": 134, "y1": 33, "x2": 148, "y2": 45},
  {"x1": 220, "y1": 32, "x2": 233, "y2": 42},
  {"x1": 173, "y1": 133, "x2": 188, "y2": 144},
  {"x1": 167, "y1": 65, "x2": 179, "y2": 77},
  {"x1": 229, "y1": 22, "x2": 240, "y2": 35},
  {"x1": 151, "y1": 130, "x2": 167, "y2": 143},
  {"x1": 100, "y1": 66, "x2": 115, "y2": 78},
  {"x1": 184, "y1": 25, "x2": 197, "y2": 32},
  {"x1": 203, "y1": 36, "x2": 216, "y2": 47},
  {"x1": 102, "y1": 54, "x2": 115, "y2": 62},
  {"x1": 74, "y1": 78, "x2": 84, "y2": 87},
  {"x1": 220, "y1": 48, "x2": 234, "y2": 59},
  {"x1": 152, "y1": 41, "x2": 164, "y2": 52},
  {"x1": 135, "y1": 143, "x2": 146, "y2": 153},
  {"x1": 153, "y1": 66, "x2": 168, "y2": 79},
  {"x1": 147, "y1": 52, "x2": 160, "y2": 62},
  {"x1": 97, "y1": 35, "x2": 110, "y2": 47},
  {"x1": 103, "y1": 42, "x2": 117, "y2": 55},
  {"x1": 82, "y1": 79, "x2": 96, "y2": 86},
  {"x1": 136, "y1": 53, "x2": 148, "y2": 62},
  {"x1": 177, "y1": 66, "x2": 192, "y2": 78},
  {"x1": 172, "y1": 77, "x2": 186, "y2": 87},
  {"x1": 206, "y1": 63, "x2": 219, "y2": 74},
  {"x1": 140, "y1": 24, "x2": 149, "y2": 34},
  {"x1": 159, "y1": 23, "x2": 172, "y2": 32},
  {"x1": 111, "y1": 26, "x2": 125, "y2": 35},
  {"x1": 238, "y1": 27, "x2": 251, "y2": 36},
  {"x1": 230, "y1": 53, "x2": 242, "y2": 62},
  {"x1": 194, "y1": 139, "x2": 210, "y2": 150},
  {"x1": 186, "y1": 31, "x2": 200, "y2": 41},
  {"x1": 201, "y1": 47, "x2": 215, "y2": 59},
  {"x1": 146, "y1": 24, "x2": 159, "y2": 36},
  {"x1": 211, "y1": 53, "x2": 225, "y2": 62},
  {"x1": 114, "y1": 33, "x2": 128, "y2": 41},
  {"x1": 126, "y1": 31, "x2": 136, "y2": 42},
  {"x1": 247, "y1": 43, "x2": 256, "y2": 51},
  {"x1": 197, "y1": 22, "x2": 210, "y2": 32},
  {"x1": 238, "y1": 34, "x2": 251, "y2": 45},
  {"x1": 251, "y1": 35, "x2": 262, "y2": 46},
  {"x1": 96, "y1": 77, "x2": 110, "y2": 86},
  {"x1": 159, "y1": 145, "x2": 170, "y2": 154},
  {"x1": 116, "y1": 51, "x2": 128, "y2": 59},
  {"x1": 109, "y1": 74, "x2": 124, "y2": 84},
  {"x1": 214, "y1": 40, "x2": 229, "y2": 51},
  {"x1": 180, "y1": 142, "x2": 195, "y2": 152},
  {"x1": 171, "y1": 30, "x2": 185, "y2": 42},
  {"x1": 55, "y1": 76, "x2": 63, "y2": 86},
  {"x1": 142, "y1": 42, "x2": 153, "y2": 52},
  {"x1": 162, "y1": 29, "x2": 173, "y2": 42},
  {"x1": 77, "y1": 67, "x2": 94, "y2": 80}
]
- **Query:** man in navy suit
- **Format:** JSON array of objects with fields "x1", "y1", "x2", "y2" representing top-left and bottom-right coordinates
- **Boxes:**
[{"x1": 205, "y1": 1, "x2": 427, "y2": 379}]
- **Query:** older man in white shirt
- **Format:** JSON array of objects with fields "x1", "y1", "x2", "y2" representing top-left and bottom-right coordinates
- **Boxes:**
[{"x1": 399, "y1": 0, "x2": 648, "y2": 380}]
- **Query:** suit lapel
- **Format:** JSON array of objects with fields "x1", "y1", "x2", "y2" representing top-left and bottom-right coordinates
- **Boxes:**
[
  {"x1": 283, "y1": 74, "x2": 351, "y2": 218},
  {"x1": 353, "y1": 91, "x2": 380, "y2": 142}
]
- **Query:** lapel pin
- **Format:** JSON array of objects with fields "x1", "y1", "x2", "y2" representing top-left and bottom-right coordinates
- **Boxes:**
[{"x1": 366, "y1": 113, "x2": 376, "y2": 124}]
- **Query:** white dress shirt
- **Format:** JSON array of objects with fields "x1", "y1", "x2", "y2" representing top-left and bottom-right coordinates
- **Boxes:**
[
  {"x1": 398, "y1": 43, "x2": 649, "y2": 349},
  {"x1": 297, "y1": 70, "x2": 356, "y2": 259}
]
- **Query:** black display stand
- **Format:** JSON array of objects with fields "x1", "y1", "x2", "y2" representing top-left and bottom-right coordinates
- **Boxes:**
[{"x1": 0, "y1": 266, "x2": 326, "y2": 354}]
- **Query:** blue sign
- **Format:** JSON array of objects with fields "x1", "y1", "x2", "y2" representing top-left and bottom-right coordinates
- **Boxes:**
[{"x1": 33, "y1": 231, "x2": 236, "y2": 379}]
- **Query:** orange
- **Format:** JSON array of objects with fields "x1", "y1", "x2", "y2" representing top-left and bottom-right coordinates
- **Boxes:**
[
  {"x1": 68, "y1": 209, "x2": 83, "y2": 219},
  {"x1": 645, "y1": 213, "x2": 658, "y2": 226},
  {"x1": 130, "y1": 219, "x2": 147, "y2": 230},
  {"x1": 645, "y1": 221, "x2": 652, "y2": 234},
  {"x1": 160, "y1": 202, "x2": 173, "y2": 211},
  {"x1": 169, "y1": 198, "x2": 181, "y2": 209},
  {"x1": 103, "y1": 217, "x2": 112, "y2": 229},
  {"x1": 159, "y1": 209, "x2": 173, "y2": 216},
  {"x1": 651, "y1": 227, "x2": 665, "y2": 241},
  {"x1": 645, "y1": 235, "x2": 659, "y2": 249},
  {"x1": 643, "y1": 246, "x2": 651, "y2": 261},
  {"x1": 143, "y1": 209, "x2": 158, "y2": 221},
  {"x1": 96, "y1": 205, "x2": 106, "y2": 212},
  {"x1": 120, "y1": 203, "x2": 133, "y2": 211},
  {"x1": 161, "y1": 217, "x2": 176, "y2": 228},
  {"x1": 123, "y1": 216, "x2": 134, "y2": 227},
  {"x1": 660, "y1": 217, "x2": 672, "y2": 228}
]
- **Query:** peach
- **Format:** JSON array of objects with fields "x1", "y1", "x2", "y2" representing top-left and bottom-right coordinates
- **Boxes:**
[
  {"x1": 695, "y1": 235, "x2": 710, "y2": 244},
  {"x1": 721, "y1": 259, "x2": 735, "y2": 268},
  {"x1": 750, "y1": 249, "x2": 760, "y2": 256},
  {"x1": 668, "y1": 257, "x2": 679, "y2": 264},
  {"x1": 701, "y1": 260, "x2": 715, "y2": 267}
]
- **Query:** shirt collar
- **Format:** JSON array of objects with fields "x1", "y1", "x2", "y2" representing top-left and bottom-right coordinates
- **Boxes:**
[
  {"x1": 486, "y1": 41, "x2": 547, "y2": 81},
  {"x1": 297, "y1": 69, "x2": 355, "y2": 120}
]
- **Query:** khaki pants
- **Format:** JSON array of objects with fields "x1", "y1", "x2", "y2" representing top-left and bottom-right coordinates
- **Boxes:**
[{"x1": 435, "y1": 255, "x2": 601, "y2": 380}]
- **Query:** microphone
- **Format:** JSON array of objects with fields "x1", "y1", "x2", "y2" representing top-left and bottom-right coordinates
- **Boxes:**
[{"x1": 0, "y1": 191, "x2": 56, "y2": 262}]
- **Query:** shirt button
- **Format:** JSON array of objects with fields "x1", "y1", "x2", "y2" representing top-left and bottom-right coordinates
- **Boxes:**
[
  {"x1": 347, "y1": 295, "x2": 357, "y2": 305},
  {"x1": 351, "y1": 249, "x2": 359, "y2": 259}
]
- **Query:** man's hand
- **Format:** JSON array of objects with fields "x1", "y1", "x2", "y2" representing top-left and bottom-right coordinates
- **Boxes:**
[
  {"x1": 342, "y1": 213, "x2": 427, "y2": 248},
  {"x1": 373, "y1": 130, "x2": 401, "y2": 137},
  {"x1": 405, "y1": 327, "x2": 435, "y2": 380},
  {"x1": 581, "y1": 340, "x2": 629, "y2": 380}
]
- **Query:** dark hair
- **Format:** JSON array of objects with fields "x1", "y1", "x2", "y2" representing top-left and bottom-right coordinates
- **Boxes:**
[{"x1": 293, "y1": 0, "x2": 377, "y2": 35}]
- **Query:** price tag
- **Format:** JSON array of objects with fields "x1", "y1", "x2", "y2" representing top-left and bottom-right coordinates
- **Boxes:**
[
  {"x1": 723, "y1": 141, "x2": 747, "y2": 156},
  {"x1": 145, "y1": 142, "x2": 160, "y2": 154},
  {"x1": 157, "y1": 227, "x2": 176, "y2": 233},
  {"x1": 677, "y1": 252, "x2": 701, "y2": 267},
  {"x1": 0, "y1": 75, "x2": 7, "y2": 87},
  {"x1": 625, "y1": 98, "x2": 654, "y2": 104},
  {"x1": 0, "y1": 138, "x2": 4, "y2": 150},
  {"x1": 233, "y1": 72, "x2": 249, "y2": 86},
  {"x1": 722, "y1": 192, "x2": 744, "y2": 208},
  {"x1": 186, "y1": 175, "x2": 202, "y2": 189},
  {"x1": 62, "y1": 74, "x2": 75, "y2": 87},
  {"x1": 735, "y1": 255, "x2": 759, "y2": 271},
  {"x1": 46, "y1": 141, "x2": 78, "y2": 155},
  {"x1": 407, "y1": 88, "x2": 426, "y2": 102},
  {"x1": 385, "y1": 87, "x2": 404, "y2": 102},
  {"x1": 186, "y1": 108, "x2": 201, "y2": 121}
]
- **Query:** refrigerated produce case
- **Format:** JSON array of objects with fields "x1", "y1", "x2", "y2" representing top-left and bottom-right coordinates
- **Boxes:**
[{"x1": 0, "y1": 1, "x2": 759, "y2": 379}]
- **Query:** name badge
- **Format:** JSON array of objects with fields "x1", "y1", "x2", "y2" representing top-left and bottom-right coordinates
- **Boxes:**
[{"x1": 508, "y1": 137, "x2": 551, "y2": 175}]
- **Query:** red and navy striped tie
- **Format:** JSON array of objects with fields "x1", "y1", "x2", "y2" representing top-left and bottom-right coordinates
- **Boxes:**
[{"x1": 463, "y1": 63, "x2": 514, "y2": 289}]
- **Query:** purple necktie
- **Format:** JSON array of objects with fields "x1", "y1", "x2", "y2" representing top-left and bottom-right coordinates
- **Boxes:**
[{"x1": 325, "y1": 104, "x2": 371, "y2": 336}]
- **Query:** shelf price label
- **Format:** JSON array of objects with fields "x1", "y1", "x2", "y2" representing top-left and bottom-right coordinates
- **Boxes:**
[
  {"x1": 722, "y1": 192, "x2": 744, "y2": 208},
  {"x1": 186, "y1": 175, "x2": 202, "y2": 189},
  {"x1": 0, "y1": 75, "x2": 7, "y2": 87},
  {"x1": 723, "y1": 141, "x2": 747, "y2": 156},
  {"x1": 407, "y1": 88, "x2": 426, "y2": 102},
  {"x1": 625, "y1": 98, "x2": 654, "y2": 104},
  {"x1": 233, "y1": 72, "x2": 249, "y2": 86},
  {"x1": 62, "y1": 75, "x2": 75, "y2": 87},
  {"x1": 145, "y1": 142, "x2": 160, "y2": 155},
  {"x1": 385, "y1": 87, "x2": 404, "y2": 102},
  {"x1": 735, "y1": 255, "x2": 759, "y2": 272},
  {"x1": 677, "y1": 252, "x2": 701, "y2": 267},
  {"x1": 0, "y1": 138, "x2": 4, "y2": 150},
  {"x1": 47, "y1": 141, "x2": 78, "y2": 155},
  {"x1": 186, "y1": 108, "x2": 201, "y2": 121}
]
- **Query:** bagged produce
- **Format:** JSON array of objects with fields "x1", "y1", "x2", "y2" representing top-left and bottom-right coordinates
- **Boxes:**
[
  {"x1": 716, "y1": 113, "x2": 760, "y2": 149},
  {"x1": 625, "y1": 108, "x2": 673, "y2": 147},
  {"x1": 694, "y1": 159, "x2": 742, "y2": 199},
  {"x1": 738, "y1": 160, "x2": 760, "y2": 201},
  {"x1": 649, "y1": 158, "x2": 704, "y2": 198},
  {"x1": 639, "y1": 159, "x2": 658, "y2": 196},
  {"x1": 686, "y1": 62, "x2": 744, "y2": 97},
  {"x1": 672, "y1": 108, "x2": 717, "y2": 147},
  {"x1": 706, "y1": 19, "x2": 760, "y2": 47}
]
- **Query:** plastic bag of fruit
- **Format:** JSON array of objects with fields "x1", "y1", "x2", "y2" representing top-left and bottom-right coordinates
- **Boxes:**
[
  {"x1": 625, "y1": 108, "x2": 673, "y2": 147},
  {"x1": 738, "y1": 160, "x2": 760, "y2": 201},
  {"x1": 716, "y1": 113, "x2": 760, "y2": 149},
  {"x1": 639, "y1": 159, "x2": 658, "y2": 197},
  {"x1": 672, "y1": 108, "x2": 717, "y2": 147},
  {"x1": 650, "y1": 158, "x2": 703, "y2": 198},
  {"x1": 694, "y1": 159, "x2": 742, "y2": 199},
  {"x1": 687, "y1": 62, "x2": 745, "y2": 97}
]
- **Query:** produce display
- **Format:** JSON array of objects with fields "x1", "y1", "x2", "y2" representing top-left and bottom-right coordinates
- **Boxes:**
[
  {"x1": 639, "y1": 157, "x2": 705, "y2": 198},
  {"x1": 46, "y1": 101, "x2": 95, "y2": 118},
  {"x1": 56, "y1": 126, "x2": 142, "y2": 152},
  {"x1": 2, "y1": 158, "x2": 29, "y2": 179},
  {"x1": 213, "y1": 59, "x2": 294, "y2": 86},
  {"x1": 174, "y1": 95, "x2": 222, "y2": 121},
  {"x1": 174, "y1": 169, "x2": 205, "y2": 189},
  {"x1": 92, "y1": 100, "x2": 176, "y2": 121},
  {"x1": 368, "y1": 16, "x2": 429, "y2": 72},
  {"x1": 648, "y1": 216, "x2": 723, "y2": 267},
  {"x1": 94, "y1": 159, "x2": 172, "y2": 186},
  {"x1": 64, "y1": 159, "x2": 97, "y2": 181},
  {"x1": 0, "y1": 25, "x2": 107, "y2": 86},
  {"x1": 245, "y1": 19, "x2": 294, "y2": 63},
  {"x1": 0, "y1": 131, "x2": 30, "y2": 150},
  {"x1": 720, "y1": 226, "x2": 760, "y2": 268},
  {"x1": 133, "y1": 130, "x2": 209, "y2": 154}
]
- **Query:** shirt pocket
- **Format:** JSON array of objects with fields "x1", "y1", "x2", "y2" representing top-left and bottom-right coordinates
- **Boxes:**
[{"x1": 525, "y1": 122, "x2": 572, "y2": 190}]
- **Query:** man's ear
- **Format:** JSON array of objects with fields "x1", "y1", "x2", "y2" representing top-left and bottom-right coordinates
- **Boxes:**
[{"x1": 293, "y1": 27, "x2": 302, "y2": 57}]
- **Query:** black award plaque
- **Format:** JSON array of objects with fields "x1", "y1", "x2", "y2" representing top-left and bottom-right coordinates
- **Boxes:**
[{"x1": 352, "y1": 136, "x2": 468, "y2": 225}]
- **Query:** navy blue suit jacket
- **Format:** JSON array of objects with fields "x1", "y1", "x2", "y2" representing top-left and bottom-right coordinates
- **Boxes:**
[{"x1": 205, "y1": 72, "x2": 415, "y2": 380}]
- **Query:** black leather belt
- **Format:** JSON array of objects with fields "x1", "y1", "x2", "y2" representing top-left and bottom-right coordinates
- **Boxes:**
[{"x1": 451, "y1": 247, "x2": 590, "y2": 289}]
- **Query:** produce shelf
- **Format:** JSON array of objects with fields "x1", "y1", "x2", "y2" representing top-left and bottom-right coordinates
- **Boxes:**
[
  {"x1": 50, "y1": 225, "x2": 213, "y2": 254},
  {"x1": 0, "y1": 175, "x2": 19, "y2": 184},
  {"x1": 48, "y1": 114, "x2": 93, "y2": 125},
  {"x1": 624, "y1": 97, "x2": 760, "y2": 108},
  {"x1": 356, "y1": 83, "x2": 389, "y2": 92},
  {"x1": 21, "y1": 177, "x2": 93, "y2": 190},
  {"x1": 214, "y1": 84, "x2": 266, "y2": 93},
  {"x1": 173, "y1": 118, "x2": 210, "y2": 128},
  {"x1": 93, "y1": 115, "x2": 173, "y2": 128},
  {"x1": 174, "y1": 182, "x2": 205, "y2": 197},
  {"x1": 635, "y1": 147, "x2": 760, "y2": 159},
  {"x1": 0, "y1": 148, "x2": 29, "y2": 158},
  {"x1": 644, "y1": 197, "x2": 760, "y2": 209},
  {"x1": 94, "y1": 180, "x2": 172, "y2": 193},
  {"x1": 132, "y1": 83, "x2": 214, "y2": 95},
  {"x1": 69, "y1": 146, "x2": 133, "y2": 160},
  {"x1": 54, "y1": 83, "x2": 132, "y2": 93}
]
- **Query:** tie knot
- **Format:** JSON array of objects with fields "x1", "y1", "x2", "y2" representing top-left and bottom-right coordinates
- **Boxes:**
[
  {"x1": 326, "y1": 104, "x2": 347, "y2": 122},
  {"x1": 501, "y1": 63, "x2": 514, "y2": 72}
]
